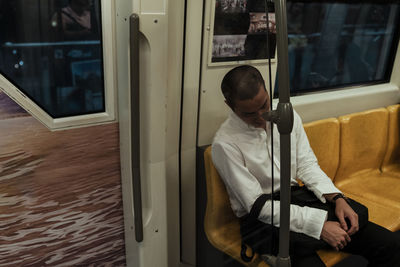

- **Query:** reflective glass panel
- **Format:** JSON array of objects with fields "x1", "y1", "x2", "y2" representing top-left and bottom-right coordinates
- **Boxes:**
[
  {"x1": 0, "y1": 0, "x2": 104, "y2": 118},
  {"x1": 285, "y1": 1, "x2": 400, "y2": 96}
]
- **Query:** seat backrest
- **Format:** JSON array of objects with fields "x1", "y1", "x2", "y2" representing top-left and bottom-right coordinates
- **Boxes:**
[
  {"x1": 334, "y1": 108, "x2": 389, "y2": 185},
  {"x1": 382, "y1": 104, "x2": 400, "y2": 172},
  {"x1": 303, "y1": 118, "x2": 340, "y2": 181},
  {"x1": 203, "y1": 146, "x2": 269, "y2": 267}
]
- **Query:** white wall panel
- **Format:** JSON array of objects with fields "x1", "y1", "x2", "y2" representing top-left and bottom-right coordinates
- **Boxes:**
[{"x1": 117, "y1": 0, "x2": 184, "y2": 266}]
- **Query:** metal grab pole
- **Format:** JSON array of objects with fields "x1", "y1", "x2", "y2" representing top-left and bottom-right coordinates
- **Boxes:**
[
  {"x1": 274, "y1": 0, "x2": 293, "y2": 266},
  {"x1": 261, "y1": 1, "x2": 293, "y2": 265},
  {"x1": 130, "y1": 13, "x2": 144, "y2": 243}
]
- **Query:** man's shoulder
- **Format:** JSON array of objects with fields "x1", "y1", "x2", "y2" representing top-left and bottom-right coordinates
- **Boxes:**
[
  {"x1": 212, "y1": 131, "x2": 243, "y2": 165},
  {"x1": 212, "y1": 115, "x2": 243, "y2": 145},
  {"x1": 213, "y1": 125, "x2": 235, "y2": 146}
]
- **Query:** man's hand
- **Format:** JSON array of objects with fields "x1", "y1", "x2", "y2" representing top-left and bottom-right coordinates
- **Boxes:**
[
  {"x1": 321, "y1": 221, "x2": 351, "y2": 251},
  {"x1": 335, "y1": 198, "x2": 359, "y2": 235}
]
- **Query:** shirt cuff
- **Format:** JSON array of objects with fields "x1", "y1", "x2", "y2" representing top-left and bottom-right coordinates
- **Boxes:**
[
  {"x1": 311, "y1": 185, "x2": 342, "y2": 203},
  {"x1": 302, "y1": 207, "x2": 328, "y2": 240}
]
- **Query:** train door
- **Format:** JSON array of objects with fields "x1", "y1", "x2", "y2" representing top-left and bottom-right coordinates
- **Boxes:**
[
  {"x1": 116, "y1": 0, "x2": 184, "y2": 266},
  {"x1": 0, "y1": 0, "x2": 184, "y2": 266}
]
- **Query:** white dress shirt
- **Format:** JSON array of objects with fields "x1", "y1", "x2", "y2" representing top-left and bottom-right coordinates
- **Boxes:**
[{"x1": 212, "y1": 110, "x2": 341, "y2": 240}]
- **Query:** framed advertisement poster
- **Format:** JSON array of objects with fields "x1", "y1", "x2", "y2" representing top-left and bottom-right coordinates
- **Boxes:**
[{"x1": 209, "y1": 0, "x2": 276, "y2": 66}]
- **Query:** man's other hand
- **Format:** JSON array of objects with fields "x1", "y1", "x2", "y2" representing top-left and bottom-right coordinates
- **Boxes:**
[
  {"x1": 321, "y1": 221, "x2": 351, "y2": 251},
  {"x1": 335, "y1": 198, "x2": 359, "y2": 235}
]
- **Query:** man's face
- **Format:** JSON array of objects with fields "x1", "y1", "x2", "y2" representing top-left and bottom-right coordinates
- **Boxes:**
[{"x1": 232, "y1": 86, "x2": 270, "y2": 129}]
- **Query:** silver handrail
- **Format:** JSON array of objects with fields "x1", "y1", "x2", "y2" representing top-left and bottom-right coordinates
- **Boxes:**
[
  {"x1": 130, "y1": 13, "x2": 143, "y2": 243},
  {"x1": 262, "y1": 1, "x2": 293, "y2": 266},
  {"x1": 275, "y1": 0, "x2": 293, "y2": 265}
]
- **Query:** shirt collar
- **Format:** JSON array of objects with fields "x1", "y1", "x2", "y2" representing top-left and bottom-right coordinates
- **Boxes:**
[{"x1": 228, "y1": 111, "x2": 268, "y2": 133}]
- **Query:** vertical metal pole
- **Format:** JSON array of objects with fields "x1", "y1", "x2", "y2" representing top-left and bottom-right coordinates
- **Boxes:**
[
  {"x1": 275, "y1": 0, "x2": 290, "y2": 101},
  {"x1": 277, "y1": 133, "x2": 292, "y2": 266},
  {"x1": 130, "y1": 13, "x2": 143, "y2": 243},
  {"x1": 274, "y1": 0, "x2": 292, "y2": 266}
]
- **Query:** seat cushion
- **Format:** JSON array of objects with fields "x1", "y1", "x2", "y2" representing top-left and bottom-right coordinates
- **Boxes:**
[
  {"x1": 335, "y1": 108, "x2": 388, "y2": 184},
  {"x1": 204, "y1": 146, "x2": 270, "y2": 267},
  {"x1": 342, "y1": 192, "x2": 400, "y2": 231},
  {"x1": 381, "y1": 164, "x2": 400, "y2": 178},
  {"x1": 304, "y1": 118, "x2": 340, "y2": 180},
  {"x1": 382, "y1": 104, "x2": 400, "y2": 177},
  {"x1": 336, "y1": 171, "x2": 400, "y2": 211}
]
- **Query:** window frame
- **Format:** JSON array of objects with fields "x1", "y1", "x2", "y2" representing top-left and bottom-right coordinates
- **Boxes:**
[
  {"x1": 0, "y1": 0, "x2": 117, "y2": 130},
  {"x1": 289, "y1": 38, "x2": 400, "y2": 123},
  {"x1": 284, "y1": 1, "x2": 400, "y2": 98}
]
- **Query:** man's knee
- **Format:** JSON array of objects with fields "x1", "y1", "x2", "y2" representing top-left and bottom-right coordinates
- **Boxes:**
[{"x1": 367, "y1": 228, "x2": 400, "y2": 266}]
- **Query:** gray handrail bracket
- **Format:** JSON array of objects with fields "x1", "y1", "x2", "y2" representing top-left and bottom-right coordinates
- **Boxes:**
[{"x1": 276, "y1": 103, "x2": 294, "y2": 135}]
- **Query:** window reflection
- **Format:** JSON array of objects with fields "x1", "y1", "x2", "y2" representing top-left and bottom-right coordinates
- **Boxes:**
[
  {"x1": 0, "y1": 0, "x2": 104, "y2": 118},
  {"x1": 284, "y1": 1, "x2": 400, "y2": 96}
]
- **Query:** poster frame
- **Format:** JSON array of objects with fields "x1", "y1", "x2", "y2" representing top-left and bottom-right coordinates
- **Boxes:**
[{"x1": 207, "y1": 0, "x2": 277, "y2": 67}]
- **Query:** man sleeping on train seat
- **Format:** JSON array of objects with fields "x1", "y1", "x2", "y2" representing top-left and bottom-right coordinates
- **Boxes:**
[{"x1": 211, "y1": 65, "x2": 400, "y2": 267}]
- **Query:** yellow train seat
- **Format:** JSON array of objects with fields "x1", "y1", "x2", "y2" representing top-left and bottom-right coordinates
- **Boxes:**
[
  {"x1": 303, "y1": 118, "x2": 350, "y2": 265},
  {"x1": 382, "y1": 104, "x2": 400, "y2": 177},
  {"x1": 203, "y1": 107, "x2": 400, "y2": 267},
  {"x1": 334, "y1": 108, "x2": 400, "y2": 209},
  {"x1": 204, "y1": 146, "x2": 269, "y2": 267}
]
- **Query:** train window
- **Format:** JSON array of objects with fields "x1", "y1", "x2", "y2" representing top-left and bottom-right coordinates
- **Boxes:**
[
  {"x1": 0, "y1": 0, "x2": 106, "y2": 119},
  {"x1": 284, "y1": 0, "x2": 400, "y2": 96}
]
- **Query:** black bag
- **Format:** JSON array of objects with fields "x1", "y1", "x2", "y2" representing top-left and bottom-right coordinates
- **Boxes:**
[
  {"x1": 239, "y1": 194, "x2": 280, "y2": 261},
  {"x1": 240, "y1": 186, "x2": 369, "y2": 261}
]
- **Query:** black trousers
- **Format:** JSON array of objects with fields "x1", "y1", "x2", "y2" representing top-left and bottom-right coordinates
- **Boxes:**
[
  {"x1": 293, "y1": 221, "x2": 400, "y2": 267},
  {"x1": 240, "y1": 187, "x2": 400, "y2": 267},
  {"x1": 241, "y1": 218, "x2": 400, "y2": 267}
]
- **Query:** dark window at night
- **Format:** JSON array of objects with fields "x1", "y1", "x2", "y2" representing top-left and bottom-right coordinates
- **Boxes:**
[
  {"x1": 0, "y1": 0, "x2": 104, "y2": 118},
  {"x1": 282, "y1": 1, "x2": 400, "y2": 96}
]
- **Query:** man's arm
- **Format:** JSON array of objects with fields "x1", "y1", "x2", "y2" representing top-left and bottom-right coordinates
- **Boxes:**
[
  {"x1": 294, "y1": 111, "x2": 342, "y2": 202},
  {"x1": 293, "y1": 112, "x2": 359, "y2": 246},
  {"x1": 212, "y1": 141, "x2": 327, "y2": 240}
]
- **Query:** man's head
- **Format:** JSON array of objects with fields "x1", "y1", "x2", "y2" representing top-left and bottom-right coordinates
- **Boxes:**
[{"x1": 221, "y1": 65, "x2": 269, "y2": 128}]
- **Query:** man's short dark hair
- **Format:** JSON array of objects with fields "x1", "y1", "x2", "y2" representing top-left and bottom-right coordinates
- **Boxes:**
[{"x1": 221, "y1": 65, "x2": 266, "y2": 108}]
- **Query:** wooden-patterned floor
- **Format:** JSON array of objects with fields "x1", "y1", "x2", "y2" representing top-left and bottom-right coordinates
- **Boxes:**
[{"x1": 0, "y1": 91, "x2": 126, "y2": 266}]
